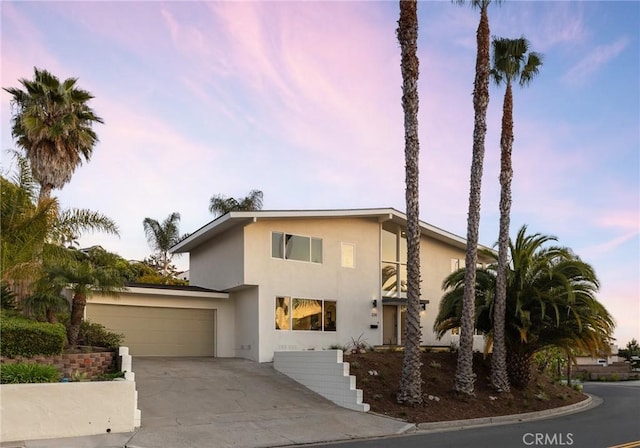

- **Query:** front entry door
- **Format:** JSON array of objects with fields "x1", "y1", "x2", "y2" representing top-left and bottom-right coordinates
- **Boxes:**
[{"x1": 383, "y1": 305, "x2": 397, "y2": 345}]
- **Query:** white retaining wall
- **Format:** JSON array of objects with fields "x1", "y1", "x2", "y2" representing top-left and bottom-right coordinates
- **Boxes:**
[
  {"x1": 273, "y1": 350, "x2": 369, "y2": 412},
  {"x1": 0, "y1": 347, "x2": 141, "y2": 442}
]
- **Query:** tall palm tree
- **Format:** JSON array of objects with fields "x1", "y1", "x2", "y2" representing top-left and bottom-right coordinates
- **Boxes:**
[
  {"x1": 455, "y1": 0, "x2": 497, "y2": 397},
  {"x1": 4, "y1": 68, "x2": 104, "y2": 203},
  {"x1": 489, "y1": 36, "x2": 543, "y2": 393},
  {"x1": 396, "y1": 0, "x2": 423, "y2": 406},
  {"x1": 209, "y1": 189, "x2": 263, "y2": 217},
  {"x1": 143, "y1": 213, "x2": 184, "y2": 280},
  {"x1": 434, "y1": 225, "x2": 615, "y2": 388}
]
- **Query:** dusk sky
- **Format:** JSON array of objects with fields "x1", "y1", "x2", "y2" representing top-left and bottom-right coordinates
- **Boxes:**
[{"x1": 1, "y1": 1, "x2": 638, "y2": 346}]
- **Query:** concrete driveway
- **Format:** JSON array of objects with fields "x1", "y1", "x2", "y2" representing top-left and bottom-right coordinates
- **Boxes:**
[{"x1": 126, "y1": 357, "x2": 412, "y2": 448}]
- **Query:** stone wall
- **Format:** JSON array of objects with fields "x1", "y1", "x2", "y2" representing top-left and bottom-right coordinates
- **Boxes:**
[{"x1": 1, "y1": 350, "x2": 115, "y2": 380}]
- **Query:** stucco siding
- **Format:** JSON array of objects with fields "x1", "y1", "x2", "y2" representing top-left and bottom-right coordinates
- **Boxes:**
[
  {"x1": 243, "y1": 218, "x2": 382, "y2": 362},
  {"x1": 189, "y1": 225, "x2": 245, "y2": 291},
  {"x1": 233, "y1": 287, "x2": 260, "y2": 361}
]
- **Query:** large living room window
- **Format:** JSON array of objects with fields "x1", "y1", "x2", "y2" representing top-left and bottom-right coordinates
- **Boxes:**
[
  {"x1": 381, "y1": 222, "x2": 407, "y2": 296},
  {"x1": 275, "y1": 297, "x2": 336, "y2": 331},
  {"x1": 272, "y1": 232, "x2": 322, "y2": 263}
]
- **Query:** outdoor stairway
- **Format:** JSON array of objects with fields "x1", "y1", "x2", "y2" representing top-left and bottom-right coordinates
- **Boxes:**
[{"x1": 274, "y1": 350, "x2": 370, "y2": 412}]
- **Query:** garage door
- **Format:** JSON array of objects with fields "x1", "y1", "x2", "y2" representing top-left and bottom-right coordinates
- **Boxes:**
[{"x1": 86, "y1": 304, "x2": 215, "y2": 356}]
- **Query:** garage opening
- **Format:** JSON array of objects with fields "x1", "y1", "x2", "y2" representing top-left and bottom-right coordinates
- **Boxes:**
[{"x1": 86, "y1": 304, "x2": 215, "y2": 357}]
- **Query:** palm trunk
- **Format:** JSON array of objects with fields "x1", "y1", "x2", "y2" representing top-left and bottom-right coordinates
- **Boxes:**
[
  {"x1": 67, "y1": 292, "x2": 87, "y2": 347},
  {"x1": 37, "y1": 183, "x2": 53, "y2": 205},
  {"x1": 491, "y1": 82, "x2": 513, "y2": 393},
  {"x1": 46, "y1": 307, "x2": 58, "y2": 324},
  {"x1": 396, "y1": 0, "x2": 423, "y2": 406},
  {"x1": 507, "y1": 350, "x2": 533, "y2": 389},
  {"x1": 455, "y1": 1, "x2": 490, "y2": 397}
]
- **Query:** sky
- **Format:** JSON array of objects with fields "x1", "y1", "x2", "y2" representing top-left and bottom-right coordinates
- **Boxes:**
[{"x1": 1, "y1": 1, "x2": 638, "y2": 346}]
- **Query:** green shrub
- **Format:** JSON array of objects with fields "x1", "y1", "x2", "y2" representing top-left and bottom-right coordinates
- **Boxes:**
[
  {"x1": 55, "y1": 315, "x2": 123, "y2": 349},
  {"x1": 0, "y1": 363, "x2": 60, "y2": 384},
  {"x1": 94, "y1": 371, "x2": 125, "y2": 381},
  {"x1": 78, "y1": 321, "x2": 123, "y2": 349},
  {"x1": 0, "y1": 316, "x2": 66, "y2": 357}
]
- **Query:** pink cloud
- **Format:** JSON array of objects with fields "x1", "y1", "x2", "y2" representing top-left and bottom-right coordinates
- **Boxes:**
[{"x1": 563, "y1": 37, "x2": 630, "y2": 85}]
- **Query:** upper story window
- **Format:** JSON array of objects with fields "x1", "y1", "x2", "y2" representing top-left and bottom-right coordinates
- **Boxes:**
[
  {"x1": 341, "y1": 242, "x2": 355, "y2": 268},
  {"x1": 272, "y1": 232, "x2": 323, "y2": 263},
  {"x1": 381, "y1": 222, "x2": 407, "y2": 295}
]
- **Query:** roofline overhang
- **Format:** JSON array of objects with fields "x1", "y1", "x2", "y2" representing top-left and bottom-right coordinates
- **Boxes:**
[
  {"x1": 124, "y1": 285, "x2": 227, "y2": 299},
  {"x1": 170, "y1": 208, "x2": 493, "y2": 254}
]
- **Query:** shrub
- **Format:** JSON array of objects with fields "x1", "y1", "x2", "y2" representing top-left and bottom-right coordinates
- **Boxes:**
[
  {"x1": 94, "y1": 371, "x2": 125, "y2": 381},
  {"x1": 0, "y1": 363, "x2": 60, "y2": 384},
  {"x1": 78, "y1": 321, "x2": 123, "y2": 349},
  {"x1": 0, "y1": 316, "x2": 66, "y2": 357}
]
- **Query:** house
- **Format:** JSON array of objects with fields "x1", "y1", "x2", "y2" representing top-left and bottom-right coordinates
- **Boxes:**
[
  {"x1": 575, "y1": 344, "x2": 620, "y2": 367},
  {"x1": 87, "y1": 208, "x2": 491, "y2": 361}
]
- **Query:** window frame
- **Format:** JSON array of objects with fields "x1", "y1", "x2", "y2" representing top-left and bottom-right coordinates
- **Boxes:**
[
  {"x1": 381, "y1": 223, "x2": 408, "y2": 297},
  {"x1": 274, "y1": 296, "x2": 337, "y2": 332},
  {"x1": 271, "y1": 231, "x2": 323, "y2": 264}
]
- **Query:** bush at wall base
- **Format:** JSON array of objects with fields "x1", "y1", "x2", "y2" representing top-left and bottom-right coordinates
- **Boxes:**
[
  {"x1": 0, "y1": 363, "x2": 60, "y2": 384},
  {"x1": 0, "y1": 316, "x2": 66, "y2": 357}
]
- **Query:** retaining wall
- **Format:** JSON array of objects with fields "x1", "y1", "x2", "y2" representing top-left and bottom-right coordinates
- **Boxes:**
[
  {"x1": 0, "y1": 347, "x2": 141, "y2": 442},
  {"x1": 274, "y1": 350, "x2": 369, "y2": 412},
  {"x1": 1, "y1": 349, "x2": 115, "y2": 380}
]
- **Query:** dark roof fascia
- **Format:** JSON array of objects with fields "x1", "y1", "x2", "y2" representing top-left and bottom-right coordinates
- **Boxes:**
[{"x1": 124, "y1": 282, "x2": 222, "y2": 293}]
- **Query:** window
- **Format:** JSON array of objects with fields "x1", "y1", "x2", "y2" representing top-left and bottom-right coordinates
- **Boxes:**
[
  {"x1": 381, "y1": 223, "x2": 407, "y2": 295},
  {"x1": 275, "y1": 297, "x2": 336, "y2": 331},
  {"x1": 275, "y1": 296, "x2": 290, "y2": 330},
  {"x1": 341, "y1": 243, "x2": 355, "y2": 268},
  {"x1": 451, "y1": 258, "x2": 484, "y2": 272},
  {"x1": 451, "y1": 258, "x2": 465, "y2": 272},
  {"x1": 272, "y1": 232, "x2": 322, "y2": 263}
]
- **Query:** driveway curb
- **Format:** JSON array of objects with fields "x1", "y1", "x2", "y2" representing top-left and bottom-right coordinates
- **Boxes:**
[{"x1": 415, "y1": 394, "x2": 596, "y2": 433}]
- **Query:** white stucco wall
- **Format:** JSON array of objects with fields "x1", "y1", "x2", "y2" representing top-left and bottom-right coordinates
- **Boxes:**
[
  {"x1": 233, "y1": 286, "x2": 260, "y2": 361},
  {"x1": 243, "y1": 218, "x2": 383, "y2": 362},
  {"x1": 189, "y1": 225, "x2": 244, "y2": 290},
  {"x1": 0, "y1": 380, "x2": 137, "y2": 442}
]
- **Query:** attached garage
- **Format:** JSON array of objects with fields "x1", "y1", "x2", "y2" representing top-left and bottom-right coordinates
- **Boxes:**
[
  {"x1": 87, "y1": 304, "x2": 215, "y2": 356},
  {"x1": 85, "y1": 283, "x2": 232, "y2": 357}
]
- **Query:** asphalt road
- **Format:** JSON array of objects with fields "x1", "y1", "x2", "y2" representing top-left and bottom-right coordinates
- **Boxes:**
[{"x1": 309, "y1": 381, "x2": 640, "y2": 448}]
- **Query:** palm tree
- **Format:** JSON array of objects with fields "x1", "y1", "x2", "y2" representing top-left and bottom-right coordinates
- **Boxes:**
[
  {"x1": 396, "y1": 0, "x2": 423, "y2": 406},
  {"x1": 143, "y1": 213, "x2": 184, "y2": 280},
  {"x1": 44, "y1": 248, "x2": 125, "y2": 346},
  {"x1": 1, "y1": 157, "x2": 56, "y2": 283},
  {"x1": 434, "y1": 226, "x2": 615, "y2": 388},
  {"x1": 1, "y1": 151, "x2": 119, "y2": 306},
  {"x1": 455, "y1": 0, "x2": 497, "y2": 397},
  {"x1": 209, "y1": 189, "x2": 263, "y2": 217},
  {"x1": 4, "y1": 68, "x2": 104, "y2": 203},
  {"x1": 489, "y1": 36, "x2": 543, "y2": 393}
]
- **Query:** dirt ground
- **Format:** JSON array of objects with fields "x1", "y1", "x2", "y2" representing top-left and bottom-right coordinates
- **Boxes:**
[{"x1": 344, "y1": 351, "x2": 587, "y2": 423}]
